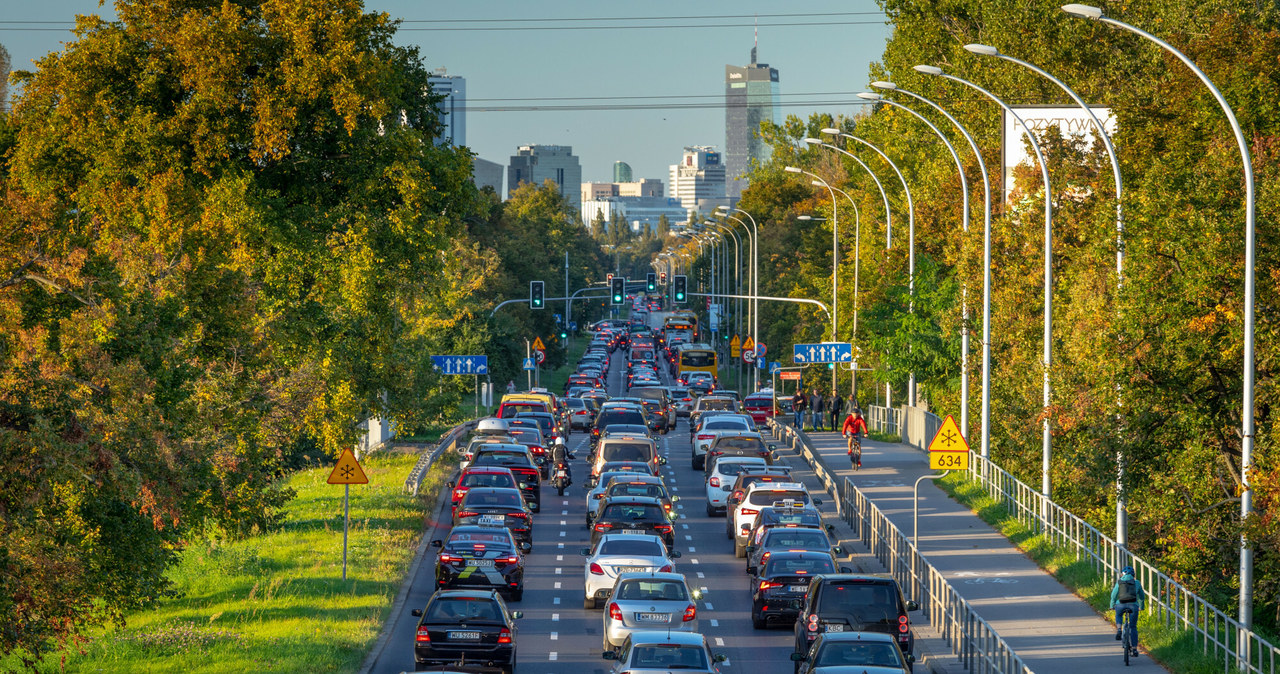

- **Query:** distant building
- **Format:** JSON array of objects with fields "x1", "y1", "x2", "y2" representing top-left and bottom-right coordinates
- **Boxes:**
[
  {"x1": 613, "y1": 161, "x2": 633, "y2": 183},
  {"x1": 668, "y1": 146, "x2": 728, "y2": 214},
  {"x1": 581, "y1": 178, "x2": 664, "y2": 204},
  {"x1": 582, "y1": 196, "x2": 687, "y2": 233},
  {"x1": 471, "y1": 157, "x2": 504, "y2": 195},
  {"x1": 724, "y1": 45, "x2": 780, "y2": 198},
  {"x1": 509, "y1": 145, "x2": 583, "y2": 211},
  {"x1": 428, "y1": 68, "x2": 466, "y2": 147}
]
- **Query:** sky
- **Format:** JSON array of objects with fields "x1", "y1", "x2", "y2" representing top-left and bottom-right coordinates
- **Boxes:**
[{"x1": 1, "y1": 1, "x2": 894, "y2": 192}]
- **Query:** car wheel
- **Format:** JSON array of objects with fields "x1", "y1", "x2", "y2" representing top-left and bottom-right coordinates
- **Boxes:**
[
  {"x1": 735, "y1": 540, "x2": 747, "y2": 558},
  {"x1": 509, "y1": 588, "x2": 523, "y2": 602},
  {"x1": 584, "y1": 596, "x2": 594, "y2": 609},
  {"x1": 705, "y1": 502, "x2": 717, "y2": 517},
  {"x1": 752, "y1": 609, "x2": 767, "y2": 630}
]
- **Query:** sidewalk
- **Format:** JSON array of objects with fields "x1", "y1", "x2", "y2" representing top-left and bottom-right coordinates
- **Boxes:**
[{"x1": 797, "y1": 428, "x2": 1167, "y2": 674}]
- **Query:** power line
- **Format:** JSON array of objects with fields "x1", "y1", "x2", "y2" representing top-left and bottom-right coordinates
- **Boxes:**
[
  {"x1": 465, "y1": 100, "x2": 873, "y2": 113},
  {"x1": 0, "y1": 10, "x2": 883, "y2": 26},
  {"x1": 463, "y1": 91, "x2": 861, "y2": 103}
]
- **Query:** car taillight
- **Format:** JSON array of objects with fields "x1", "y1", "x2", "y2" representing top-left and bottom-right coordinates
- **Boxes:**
[
  {"x1": 501, "y1": 555, "x2": 519, "y2": 564},
  {"x1": 659, "y1": 564, "x2": 673, "y2": 572},
  {"x1": 530, "y1": 446, "x2": 545, "y2": 455},
  {"x1": 761, "y1": 552, "x2": 772, "y2": 562},
  {"x1": 589, "y1": 562, "x2": 605, "y2": 575},
  {"x1": 731, "y1": 490, "x2": 743, "y2": 501},
  {"x1": 654, "y1": 524, "x2": 673, "y2": 533},
  {"x1": 439, "y1": 553, "x2": 457, "y2": 563},
  {"x1": 709, "y1": 477, "x2": 720, "y2": 488},
  {"x1": 807, "y1": 614, "x2": 820, "y2": 632},
  {"x1": 697, "y1": 434, "x2": 714, "y2": 440},
  {"x1": 498, "y1": 628, "x2": 512, "y2": 644},
  {"x1": 452, "y1": 488, "x2": 467, "y2": 500},
  {"x1": 683, "y1": 604, "x2": 697, "y2": 622},
  {"x1": 899, "y1": 615, "x2": 910, "y2": 633},
  {"x1": 741, "y1": 508, "x2": 758, "y2": 516},
  {"x1": 509, "y1": 512, "x2": 530, "y2": 520},
  {"x1": 416, "y1": 627, "x2": 431, "y2": 642},
  {"x1": 455, "y1": 511, "x2": 478, "y2": 518},
  {"x1": 759, "y1": 580, "x2": 783, "y2": 591},
  {"x1": 594, "y1": 523, "x2": 613, "y2": 532},
  {"x1": 609, "y1": 602, "x2": 624, "y2": 621}
]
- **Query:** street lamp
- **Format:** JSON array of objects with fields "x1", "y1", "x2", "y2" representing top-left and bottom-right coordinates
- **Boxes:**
[
  {"x1": 718, "y1": 206, "x2": 762, "y2": 390},
  {"x1": 1063, "y1": 1, "x2": 1258, "y2": 630},
  {"x1": 963, "y1": 41, "x2": 1130, "y2": 547},
  {"x1": 915, "y1": 63, "x2": 1056, "y2": 502},
  {"x1": 787, "y1": 167, "x2": 841, "y2": 396},
  {"x1": 801, "y1": 199, "x2": 863, "y2": 401}
]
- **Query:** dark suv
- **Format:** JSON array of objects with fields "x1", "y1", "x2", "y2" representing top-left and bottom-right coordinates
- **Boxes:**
[
  {"x1": 792, "y1": 574, "x2": 920, "y2": 661},
  {"x1": 751, "y1": 550, "x2": 841, "y2": 629},
  {"x1": 411, "y1": 589, "x2": 522, "y2": 673},
  {"x1": 589, "y1": 496, "x2": 676, "y2": 549}
]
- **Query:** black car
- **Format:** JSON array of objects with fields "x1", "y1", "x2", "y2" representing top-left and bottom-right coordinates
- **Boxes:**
[
  {"x1": 793, "y1": 574, "x2": 920, "y2": 661},
  {"x1": 750, "y1": 550, "x2": 841, "y2": 629},
  {"x1": 589, "y1": 496, "x2": 676, "y2": 549},
  {"x1": 432, "y1": 525, "x2": 526, "y2": 601},
  {"x1": 591, "y1": 408, "x2": 649, "y2": 447},
  {"x1": 411, "y1": 589, "x2": 522, "y2": 673},
  {"x1": 602, "y1": 475, "x2": 678, "y2": 515},
  {"x1": 452, "y1": 487, "x2": 534, "y2": 549},
  {"x1": 748, "y1": 524, "x2": 843, "y2": 575},
  {"x1": 791, "y1": 631, "x2": 914, "y2": 674},
  {"x1": 704, "y1": 434, "x2": 776, "y2": 478},
  {"x1": 743, "y1": 503, "x2": 833, "y2": 558},
  {"x1": 470, "y1": 446, "x2": 541, "y2": 512}
]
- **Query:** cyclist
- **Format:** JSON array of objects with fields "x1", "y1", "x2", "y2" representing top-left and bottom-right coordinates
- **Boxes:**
[
  {"x1": 1110, "y1": 564, "x2": 1146, "y2": 656},
  {"x1": 841, "y1": 408, "x2": 868, "y2": 469}
]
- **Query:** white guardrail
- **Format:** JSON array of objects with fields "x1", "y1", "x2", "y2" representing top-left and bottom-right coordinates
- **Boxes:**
[
  {"x1": 769, "y1": 420, "x2": 1033, "y2": 674},
  {"x1": 866, "y1": 404, "x2": 1279, "y2": 674}
]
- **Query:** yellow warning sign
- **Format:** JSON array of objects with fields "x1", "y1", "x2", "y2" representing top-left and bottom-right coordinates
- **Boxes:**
[
  {"x1": 327, "y1": 449, "x2": 369, "y2": 485},
  {"x1": 927, "y1": 415, "x2": 970, "y2": 454},
  {"x1": 730, "y1": 335, "x2": 741, "y2": 358},
  {"x1": 741, "y1": 336, "x2": 755, "y2": 352},
  {"x1": 532, "y1": 337, "x2": 545, "y2": 351},
  {"x1": 929, "y1": 451, "x2": 970, "y2": 470}
]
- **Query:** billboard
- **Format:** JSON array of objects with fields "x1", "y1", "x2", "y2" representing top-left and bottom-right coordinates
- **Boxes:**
[{"x1": 1002, "y1": 106, "x2": 1115, "y2": 199}]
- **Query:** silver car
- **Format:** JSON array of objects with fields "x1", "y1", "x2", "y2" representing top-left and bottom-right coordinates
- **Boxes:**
[
  {"x1": 602, "y1": 572, "x2": 701, "y2": 651},
  {"x1": 602, "y1": 629, "x2": 726, "y2": 673},
  {"x1": 581, "y1": 533, "x2": 679, "y2": 609}
]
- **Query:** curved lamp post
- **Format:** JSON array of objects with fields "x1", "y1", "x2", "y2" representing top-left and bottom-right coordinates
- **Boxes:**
[
  {"x1": 915, "y1": 64, "x2": 1056, "y2": 502},
  {"x1": 786, "y1": 167, "x2": 841, "y2": 395},
  {"x1": 717, "y1": 206, "x2": 761, "y2": 390},
  {"x1": 804, "y1": 186, "x2": 864, "y2": 401},
  {"x1": 1062, "y1": 1, "x2": 1257, "y2": 629}
]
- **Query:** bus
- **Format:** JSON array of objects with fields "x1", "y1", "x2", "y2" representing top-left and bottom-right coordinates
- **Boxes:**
[
  {"x1": 663, "y1": 311, "x2": 699, "y2": 343},
  {"x1": 676, "y1": 342, "x2": 718, "y2": 382}
]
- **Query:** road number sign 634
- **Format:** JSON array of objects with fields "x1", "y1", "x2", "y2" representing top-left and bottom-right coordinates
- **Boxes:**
[{"x1": 929, "y1": 452, "x2": 970, "y2": 471}]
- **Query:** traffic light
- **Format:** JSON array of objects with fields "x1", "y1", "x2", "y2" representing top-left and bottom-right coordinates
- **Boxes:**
[
  {"x1": 559, "y1": 330, "x2": 568, "y2": 339},
  {"x1": 660, "y1": 271, "x2": 667, "y2": 283},
  {"x1": 611, "y1": 277, "x2": 626, "y2": 305},
  {"x1": 529, "y1": 280, "x2": 544, "y2": 309},
  {"x1": 673, "y1": 275, "x2": 687, "y2": 303},
  {"x1": 645, "y1": 272, "x2": 656, "y2": 292}
]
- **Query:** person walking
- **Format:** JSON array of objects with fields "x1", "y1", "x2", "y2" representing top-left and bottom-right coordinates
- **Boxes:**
[
  {"x1": 506, "y1": 380, "x2": 516, "y2": 395},
  {"x1": 842, "y1": 408, "x2": 868, "y2": 468},
  {"x1": 810, "y1": 389, "x2": 825, "y2": 431},
  {"x1": 792, "y1": 389, "x2": 807, "y2": 428},
  {"x1": 1110, "y1": 565, "x2": 1147, "y2": 657},
  {"x1": 829, "y1": 390, "x2": 845, "y2": 431}
]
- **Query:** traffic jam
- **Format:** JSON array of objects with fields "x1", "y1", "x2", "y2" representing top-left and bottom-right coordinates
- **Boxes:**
[{"x1": 411, "y1": 293, "x2": 919, "y2": 673}]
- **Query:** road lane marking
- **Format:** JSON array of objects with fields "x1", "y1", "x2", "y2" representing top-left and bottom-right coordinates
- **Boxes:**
[
  {"x1": 549, "y1": 652, "x2": 558, "y2": 661},
  {"x1": 682, "y1": 524, "x2": 689, "y2": 529},
  {"x1": 705, "y1": 602, "x2": 714, "y2": 610},
  {"x1": 555, "y1": 582, "x2": 562, "y2": 589},
  {"x1": 710, "y1": 619, "x2": 719, "y2": 627},
  {"x1": 557, "y1": 555, "x2": 563, "y2": 561},
  {"x1": 555, "y1": 568, "x2": 562, "y2": 574},
  {"x1": 562, "y1": 510, "x2": 568, "y2": 515},
  {"x1": 551, "y1": 632, "x2": 558, "y2": 640},
  {"x1": 690, "y1": 558, "x2": 699, "y2": 564},
  {"x1": 562, "y1": 500, "x2": 569, "y2": 505},
  {"x1": 697, "y1": 572, "x2": 705, "y2": 578},
  {"x1": 552, "y1": 613, "x2": 560, "y2": 621},
  {"x1": 553, "y1": 596, "x2": 560, "y2": 604},
  {"x1": 685, "y1": 535, "x2": 693, "y2": 541},
  {"x1": 715, "y1": 637, "x2": 724, "y2": 646},
  {"x1": 689, "y1": 547, "x2": 696, "y2": 552},
  {"x1": 559, "y1": 531, "x2": 565, "y2": 537},
  {"x1": 558, "y1": 542, "x2": 564, "y2": 548},
  {"x1": 677, "y1": 504, "x2": 684, "y2": 510}
]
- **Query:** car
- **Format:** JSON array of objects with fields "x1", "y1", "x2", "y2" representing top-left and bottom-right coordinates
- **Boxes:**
[
  {"x1": 592, "y1": 435, "x2": 664, "y2": 478},
  {"x1": 689, "y1": 394, "x2": 737, "y2": 427},
  {"x1": 514, "y1": 410, "x2": 565, "y2": 445},
  {"x1": 749, "y1": 524, "x2": 843, "y2": 575},
  {"x1": 743, "y1": 392, "x2": 777, "y2": 424},
  {"x1": 744, "y1": 503, "x2": 834, "y2": 566},
  {"x1": 590, "y1": 496, "x2": 677, "y2": 549},
  {"x1": 601, "y1": 572, "x2": 700, "y2": 651},
  {"x1": 470, "y1": 445, "x2": 541, "y2": 512},
  {"x1": 459, "y1": 434, "x2": 517, "y2": 470},
  {"x1": 504, "y1": 425, "x2": 549, "y2": 477},
  {"x1": 497, "y1": 398, "x2": 549, "y2": 419},
  {"x1": 703, "y1": 432, "x2": 776, "y2": 477},
  {"x1": 703, "y1": 457, "x2": 768, "y2": 516},
  {"x1": 448, "y1": 466, "x2": 519, "y2": 515},
  {"x1": 581, "y1": 533, "x2": 680, "y2": 609},
  {"x1": 667, "y1": 387, "x2": 695, "y2": 417},
  {"x1": 411, "y1": 589, "x2": 522, "y2": 674},
  {"x1": 792, "y1": 574, "x2": 920, "y2": 663},
  {"x1": 432, "y1": 525, "x2": 526, "y2": 600},
  {"x1": 750, "y1": 550, "x2": 842, "y2": 629},
  {"x1": 585, "y1": 469, "x2": 659, "y2": 519},
  {"x1": 602, "y1": 629, "x2": 726, "y2": 673},
  {"x1": 724, "y1": 468, "x2": 797, "y2": 521},
  {"x1": 791, "y1": 631, "x2": 915, "y2": 674},
  {"x1": 631, "y1": 386, "x2": 675, "y2": 430},
  {"x1": 690, "y1": 415, "x2": 756, "y2": 469},
  {"x1": 451, "y1": 487, "x2": 533, "y2": 549},
  {"x1": 591, "y1": 407, "x2": 649, "y2": 447},
  {"x1": 565, "y1": 397, "x2": 597, "y2": 430},
  {"x1": 733, "y1": 484, "x2": 818, "y2": 557},
  {"x1": 599, "y1": 423, "x2": 652, "y2": 442},
  {"x1": 601, "y1": 474, "x2": 678, "y2": 515},
  {"x1": 588, "y1": 461, "x2": 657, "y2": 487}
]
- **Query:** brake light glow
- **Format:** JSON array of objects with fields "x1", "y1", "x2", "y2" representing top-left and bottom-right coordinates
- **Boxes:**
[
  {"x1": 594, "y1": 523, "x2": 613, "y2": 532},
  {"x1": 509, "y1": 512, "x2": 530, "y2": 520},
  {"x1": 501, "y1": 555, "x2": 519, "y2": 564},
  {"x1": 453, "y1": 488, "x2": 467, "y2": 500},
  {"x1": 654, "y1": 524, "x2": 673, "y2": 533},
  {"x1": 683, "y1": 604, "x2": 697, "y2": 622},
  {"x1": 589, "y1": 562, "x2": 605, "y2": 575},
  {"x1": 498, "y1": 628, "x2": 512, "y2": 644},
  {"x1": 741, "y1": 508, "x2": 758, "y2": 516},
  {"x1": 807, "y1": 614, "x2": 820, "y2": 632},
  {"x1": 609, "y1": 602, "x2": 624, "y2": 621},
  {"x1": 659, "y1": 564, "x2": 673, "y2": 572},
  {"x1": 899, "y1": 615, "x2": 910, "y2": 633},
  {"x1": 697, "y1": 434, "x2": 714, "y2": 440},
  {"x1": 455, "y1": 511, "x2": 478, "y2": 518},
  {"x1": 416, "y1": 627, "x2": 431, "y2": 642},
  {"x1": 759, "y1": 580, "x2": 783, "y2": 591},
  {"x1": 709, "y1": 477, "x2": 720, "y2": 488},
  {"x1": 761, "y1": 552, "x2": 771, "y2": 562},
  {"x1": 439, "y1": 553, "x2": 458, "y2": 563}
]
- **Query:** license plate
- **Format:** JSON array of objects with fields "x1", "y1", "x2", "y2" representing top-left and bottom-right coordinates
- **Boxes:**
[
  {"x1": 636, "y1": 612, "x2": 669, "y2": 623},
  {"x1": 617, "y1": 566, "x2": 646, "y2": 573},
  {"x1": 788, "y1": 585, "x2": 807, "y2": 593},
  {"x1": 622, "y1": 529, "x2": 646, "y2": 535},
  {"x1": 469, "y1": 559, "x2": 495, "y2": 567},
  {"x1": 825, "y1": 623, "x2": 845, "y2": 632},
  {"x1": 478, "y1": 515, "x2": 505, "y2": 526},
  {"x1": 449, "y1": 631, "x2": 482, "y2": 640}
]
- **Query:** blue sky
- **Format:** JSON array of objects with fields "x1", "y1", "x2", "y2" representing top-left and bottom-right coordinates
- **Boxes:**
[{"x1": 3, "y1": 1, "x2": 893, "y2": 189}]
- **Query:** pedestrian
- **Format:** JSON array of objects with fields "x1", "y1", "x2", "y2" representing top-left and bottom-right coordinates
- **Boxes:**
[
  {"x1": 829, "y1": 391, "x2": 844, "y2": 431},
  {"x1": 506, "y1": 380, "x2": 516, "y2": 395},
  {"x1": 792, "y1": 388, "x2": 807, "y2": 428},
  {"x1": 810, "y1": 389, "x2": 825, "y2": 431}
]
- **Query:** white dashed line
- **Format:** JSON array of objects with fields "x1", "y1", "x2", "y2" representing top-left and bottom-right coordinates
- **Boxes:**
[
  {"x1": 555, "y1": 568, "x2": 562, "y2": 574},
  {"x1": 677, "y1": 504, "x2": 684, "y2": 510},
  {"x1": 552, "y1": 613, "x2": 560, "y2": 621},
  {"x1": 549, "y1": 652, "x2": 558, "y2": 661},
  {"x1": 705, "y1": 602, "x2": 715, "y2": 610},
  {"x1": 715, "y1": 638, "x2": 725, "y2": 647},
  {"x1": 689, "y1": 547, "x2": 696, "y2": 552},
  {"x1": 710, "y1": 619, "x2": 719, "y2": 627},
  {"x1": 682, "y1": 524, "x2": 689, "y2": 529},
  {"x1": 554, "y1": 581, "x2": 562, "y2": 589},
  {"x1": 697, "y1": 572, "x2": 705, "y2": 578},
  {"x1": 559, "y1": 531, "x2": 566, "y2": 537},
  {"x1": 562, "y1": 500, "x2": 569, "y2": 506},
  {"x1": 553, "y1": 596, "x2": 561, "y2": 604},
  {"x1": 560, "y1": 520, "x2": 567, "y2": 526},
  {"x1": 551, "y1": 632, "x2": 559, "y2": 640},
  {"x1": 562, "y1": 510, "x2": 569, "y2": 515},
  {"x1": 671, "y1": 486, "x2": 679, "y2": 491},
  {"x1": 691, "y1": 558, "x2": 699, "y2": 565},
  {"x1": 685, "y1": 535, "x2": 693, "y2": 541},
  {"x1": 558, "y1": 542, "x2": 564, "y2": 548},
  {"x1": 557, "y1": 555, "x2": 563, "y2": 561}
]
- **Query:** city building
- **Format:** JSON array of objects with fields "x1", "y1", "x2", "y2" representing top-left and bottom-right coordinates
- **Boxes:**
[
  {"x1": 724, "y1": 44, "x2": 780, "y2": 198},
  {"x1": 581, "y1": 178, "x2": 664, "y2": 204},
  {"x1": 668, "y1": 146, "x2": 728, "y2": 214},
  {"x1": 471, "y1": 157, "x2": 504, "y2": 195},
  {"x1": 613, "y1": 161, "x2": 633, "y2": 183},
  {"x1": 428, "y1": 68, "x2": 466, "y2": 147},
  {"x1": 508, "y1": 145, "x2": 583, "y2": 211},
  {"x1": 581, "y1": 196, "x2": 687, "y2": 233}
]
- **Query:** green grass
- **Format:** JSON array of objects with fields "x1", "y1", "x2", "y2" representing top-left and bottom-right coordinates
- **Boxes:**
[
  {"x1": 538, "y1": 339, "x2": 589, "y2": 395},
  {"x1": 938, "y1": 472, "x2": 1248, "y2": 674},
  {"x1": 868, "y1": 430, "x2": 900, "y2": 443},
  {"x1": 13, "y1": 451, "x2": 457, "y2": 673}
]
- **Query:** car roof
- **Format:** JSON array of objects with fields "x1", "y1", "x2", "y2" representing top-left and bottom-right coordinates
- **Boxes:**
[
  {"x1": 600, "y1": 436, "x2": 656, "y2": 444},
  {"x1": 600, "y1": 495, "x2": 663, "y2": 506},
  {"x1": 462, "y1": 487, "x2": 523, "y2": 496},
  {"x1": 447, "y1": 525, "x2": 516, "y2": 541},
  {"x1": 816, "y1": 631, "x2": 900, "y2": 644},
  {"x1": 614, "y1": 570, "x2": 687, "y2": 584},
  {"x1": 461, "y1": 466, "x2": 517, "y2": 475},
  {"x1": 596, "y1": 532, "x2": 667, "y2": 544},
  {"x1": 746, "y1": 481, "x2": 806, "y2": 492},
  {"x1": 624, "y1": 630, "x2": 707, "y2": 646},
  {"x1": 713, "y1": 457, "x2": 767, "y2": 470},
  {"x1": 607, "y1": 474, "x2": 664, "y2": 485},
  {"x1": 430, "y1": 589, "x2": 504, "y2": 601},
  {"x1": 765, "y1": 549, "x2": 833, "y2": 560}
]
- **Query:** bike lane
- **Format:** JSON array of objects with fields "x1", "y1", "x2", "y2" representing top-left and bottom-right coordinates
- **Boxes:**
[{"x1": 797, "y1": 428, "x2": 1168, "y2": 674}]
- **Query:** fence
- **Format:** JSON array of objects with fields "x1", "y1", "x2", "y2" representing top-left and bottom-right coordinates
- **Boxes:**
[
  {"x1": 768, "y1": 419, "x2": 1033, "y2": 674},
  {"x1": 866, "y1": 404, "x2": 903, "y2": 436},
  {"x1": 404, "y1": 420, "x2": 478, "y2": 497}
]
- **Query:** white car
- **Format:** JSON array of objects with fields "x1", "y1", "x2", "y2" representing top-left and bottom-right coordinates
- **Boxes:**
[
  {"x1": 691, "y1": 415, "x2": 755, "y2": 467},
  {"x1": 601, "y1": 572, "x2": 699, "y2": 651},
  {"x1": 703, "y1": 457, "x2": 767, "y2": 517},
  {"x1": 731, "y1": 482, "x2": 813, "y2": 558},
  {"x1": 582, "y1": 534, "x2": 679, "y2": 609}
]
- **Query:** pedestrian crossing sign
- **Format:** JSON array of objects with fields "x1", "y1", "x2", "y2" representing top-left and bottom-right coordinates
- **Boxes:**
[{"x1": 532, "y1": 337, "x2": 546, "y2": 351}]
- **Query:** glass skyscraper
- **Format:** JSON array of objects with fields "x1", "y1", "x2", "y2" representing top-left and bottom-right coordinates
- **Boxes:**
[{"x1": 724, "y1": 46, "x2": 780, "y2": 199}]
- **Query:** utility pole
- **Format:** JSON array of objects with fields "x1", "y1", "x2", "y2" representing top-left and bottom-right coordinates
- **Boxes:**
[{"x1": 564, "y1": 251, "x2": 570, "y2": 348}]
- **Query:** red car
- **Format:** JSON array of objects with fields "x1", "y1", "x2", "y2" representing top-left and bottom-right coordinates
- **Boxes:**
[
  {"x1": 742, "y1": 394, "x2": 776, "y2": 425},
  {"x1": 448, "y1": 466, "x2": 519, "y2": 515}
]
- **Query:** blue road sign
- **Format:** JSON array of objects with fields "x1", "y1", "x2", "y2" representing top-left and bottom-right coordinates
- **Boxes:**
[
  {"x1": 522, "y1": 357, "x2": 536, "y2": 370},
  {"x1": 769, "y1": 361, "x2": 781, "y2": 374},
  {"x1": 431, "y1": 355, "x2": 490, "y2": 375},
  {"x1": 555, "y1": 313, "x2": 563, "y2": 323},
  {"x1": 758, "y1": 355, "x2": 767, "y2": 369},
  {"x1": 792, "y1": 343, "x2": 853, "y2": 364},
  {"x1": 569, "y1": 321, "x2": 578, "y2": 331}
]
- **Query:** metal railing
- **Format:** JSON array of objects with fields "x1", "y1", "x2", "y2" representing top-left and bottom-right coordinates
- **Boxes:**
[
  {"x1": 867, "y1": 404, "x2": 903, "y2": 436},
  {"x1": 967, "y1": 452, "x2": 1278, "y2": 674},
  {"x1": 768, "y1": 419, "x2": 1033, "y2": 674},
  {"x1": 404, "y1": 420, "x2": 477, "y2": 497}
]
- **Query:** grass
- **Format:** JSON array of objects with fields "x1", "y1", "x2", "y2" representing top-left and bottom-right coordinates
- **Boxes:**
[
  {"x1": 938, "y1": 471, "x2": 1249, "y2": 674},
  {"x1": 12, "y1": 450, "x2": 457, "y2": 673}
]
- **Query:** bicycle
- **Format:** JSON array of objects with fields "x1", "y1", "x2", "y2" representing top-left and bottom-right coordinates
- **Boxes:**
[
  {"x1": 845, "y1": 434, "x2": 862, "y2": 470},
  {"x1": 1118, "y1": 605, "x2": 1138, "y2": 665}
]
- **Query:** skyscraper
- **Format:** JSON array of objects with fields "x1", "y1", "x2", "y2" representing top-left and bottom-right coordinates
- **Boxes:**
[
  {"x1": 508, "y1": 145, "x2": 583, "y2": 211},
  {"x1": 668, "y1": 146, "x2": 727, "y2": 216},
  {"x1": 428, "y1": 68, "x2": 466, "y2": 147},
  {"x1": 613, "y1": 161, "x2": 633, "y2": 183},
  {"x1": 724, "y1": 43, "x2": 780, "y2": 199}
]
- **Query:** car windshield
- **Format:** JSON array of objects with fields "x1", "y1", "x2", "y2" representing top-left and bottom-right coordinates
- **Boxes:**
[
  {"x1": 744, "y1": 397, "x2": 772, "y2": 408},
  {"x1": 460, "y1": 473, "x2": 516, "y2": 489},
  {"x1": 602, "y1": 504, "x2": 663, "y2": 521},
  {"x1": 630, "y1": 643, "x2": 707, "y2": 669},
  {"x1": 602, "y1": 443, "x2": 653, "y2": 462},
  {"x1": 599, "y1": 411, "x2": 646, "y2": 426},
  {"x1": 817, "y1": 583, "x2": 902, "y2": 624},
  {"x1": 815, "y1": 642, "x2": 905, "y2": 668},
  {"x1": 565, "y1": 399, "x2": 586, "y2": 409},
  {"x1": 718, "y1": 462, "x2": 763, "y2": 476},
  {"x1": 748, "y1": 491, "x2": 809, "y2": 507},
  {"x1": 715, "y1": 437, "x2": 765, "y2": 451},
  {"x1": 609, "y1": 483, "x2": 665, "y2": 499},
  {"x1": 500, "y1": 403, "x2": 545, "y2": 416},
  {"x1": 507, "y1": 429, "x2": 542, "y2": 444},
  {"x1": 427, "y1": 597, "x2": 504, "y2": 622},
  {"x1": 762, "y1": 511, "x2": 822, "y2": 527},
  {"x1": 765, "y1": 557, "x2": 834, "y2": 576},
  {"x1": 705, "y1": 420, "x2": 748, "y2": 431},
  {"x1": 699, "y1": 399, "x2": 735, "y2": 411},
  {"x1": 462, "y1": 491, "x2": 523, "y2": 508},
  {"x1": 473, "y1": 451, "x2": 529, "y2": 466},
  {"x1": 765, "y1": 530, "x2": 829, "y2": 549},
  {"x1": 615, "y1": 580, "x2": 688, "y2": 601},
  {"x1": 607, "y1": 425, "x2": 648, "y2": 436},
  {"x1": 599, "y1": 539, "x2": 665, "y2": 557}
]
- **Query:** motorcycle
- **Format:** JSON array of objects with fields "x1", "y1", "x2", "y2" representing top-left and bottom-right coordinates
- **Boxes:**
[{"x1": 552, "y1": 462, "x2": 572, "y2": 496}]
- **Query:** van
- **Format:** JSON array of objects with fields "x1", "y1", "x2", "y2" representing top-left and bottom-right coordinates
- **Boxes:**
[
  {"x1": 497, "y1": 399, "x2": 548, "y2": 419},
  {"x1": 592, "y1": 435, "x2": 664, "y2": 477},
  {"x1": 630, "y1": 387, "x2": 674, "y2": 431}
]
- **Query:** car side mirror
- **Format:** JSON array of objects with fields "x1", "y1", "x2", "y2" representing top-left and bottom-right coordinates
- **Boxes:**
[
  {"x1": 580, "y1": 547, "x2": 591, "y2": 556},
  {"x1": 905, "y1": 654, "x2": 916, "y2": 664},
  {"x1": 769, "y1": 444, "x2": 778, "y2": 451},
  {"x1": 446, "y1": 480, "x2": 455, "y2": 488},
  {"x1": 825, "y1": 524, "x2": 835, "y2": 535},
  {"x1": 658, "y1": 457, "x2": 668, "y2": 465},
  {"x1": 671, "y1": 495, "x2": 680, "y2": 502},
  {"x1": 745, "y1": 566, "x2": 754, "y2": 574},
  {"x1": 790, "y1": 652, "x2": 806, "y2": 662},
  {"x1": 840, "y1": 566, "x2": 852, "y2": 573},
  {"x1": 602, "y1": 650, "x2": 618, "y2": 660},
  {"x1": 510, "y1": 610, "x2": 523, "y2": 619},
  {"x1": 670, "y1": 550, "x2": 681, "y2": 558},
  {"x1": 813, "y1": 498, "x2": 823, "y2": 506},
  {"x1": 586, "y1": 512, "x2": 595, "y2": 521},
  {"x1": 714, "y1": 653, "x2": 728, "y2": 663},
  {"x1": 411, "y1": 608, "x2": 423, "y2": 617},
  {"x1": 906, "y1": 600, "x2": 920, "y2": 612},
  {"x1": 431, "y1": 540, "x2": 443, "y2": 548},
  {"x1": 520, "y1": 542, "x2": 532, "y2": 552},
  {"x1": 833, "y1": 546, "x2": 844, "y2": 555}
]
